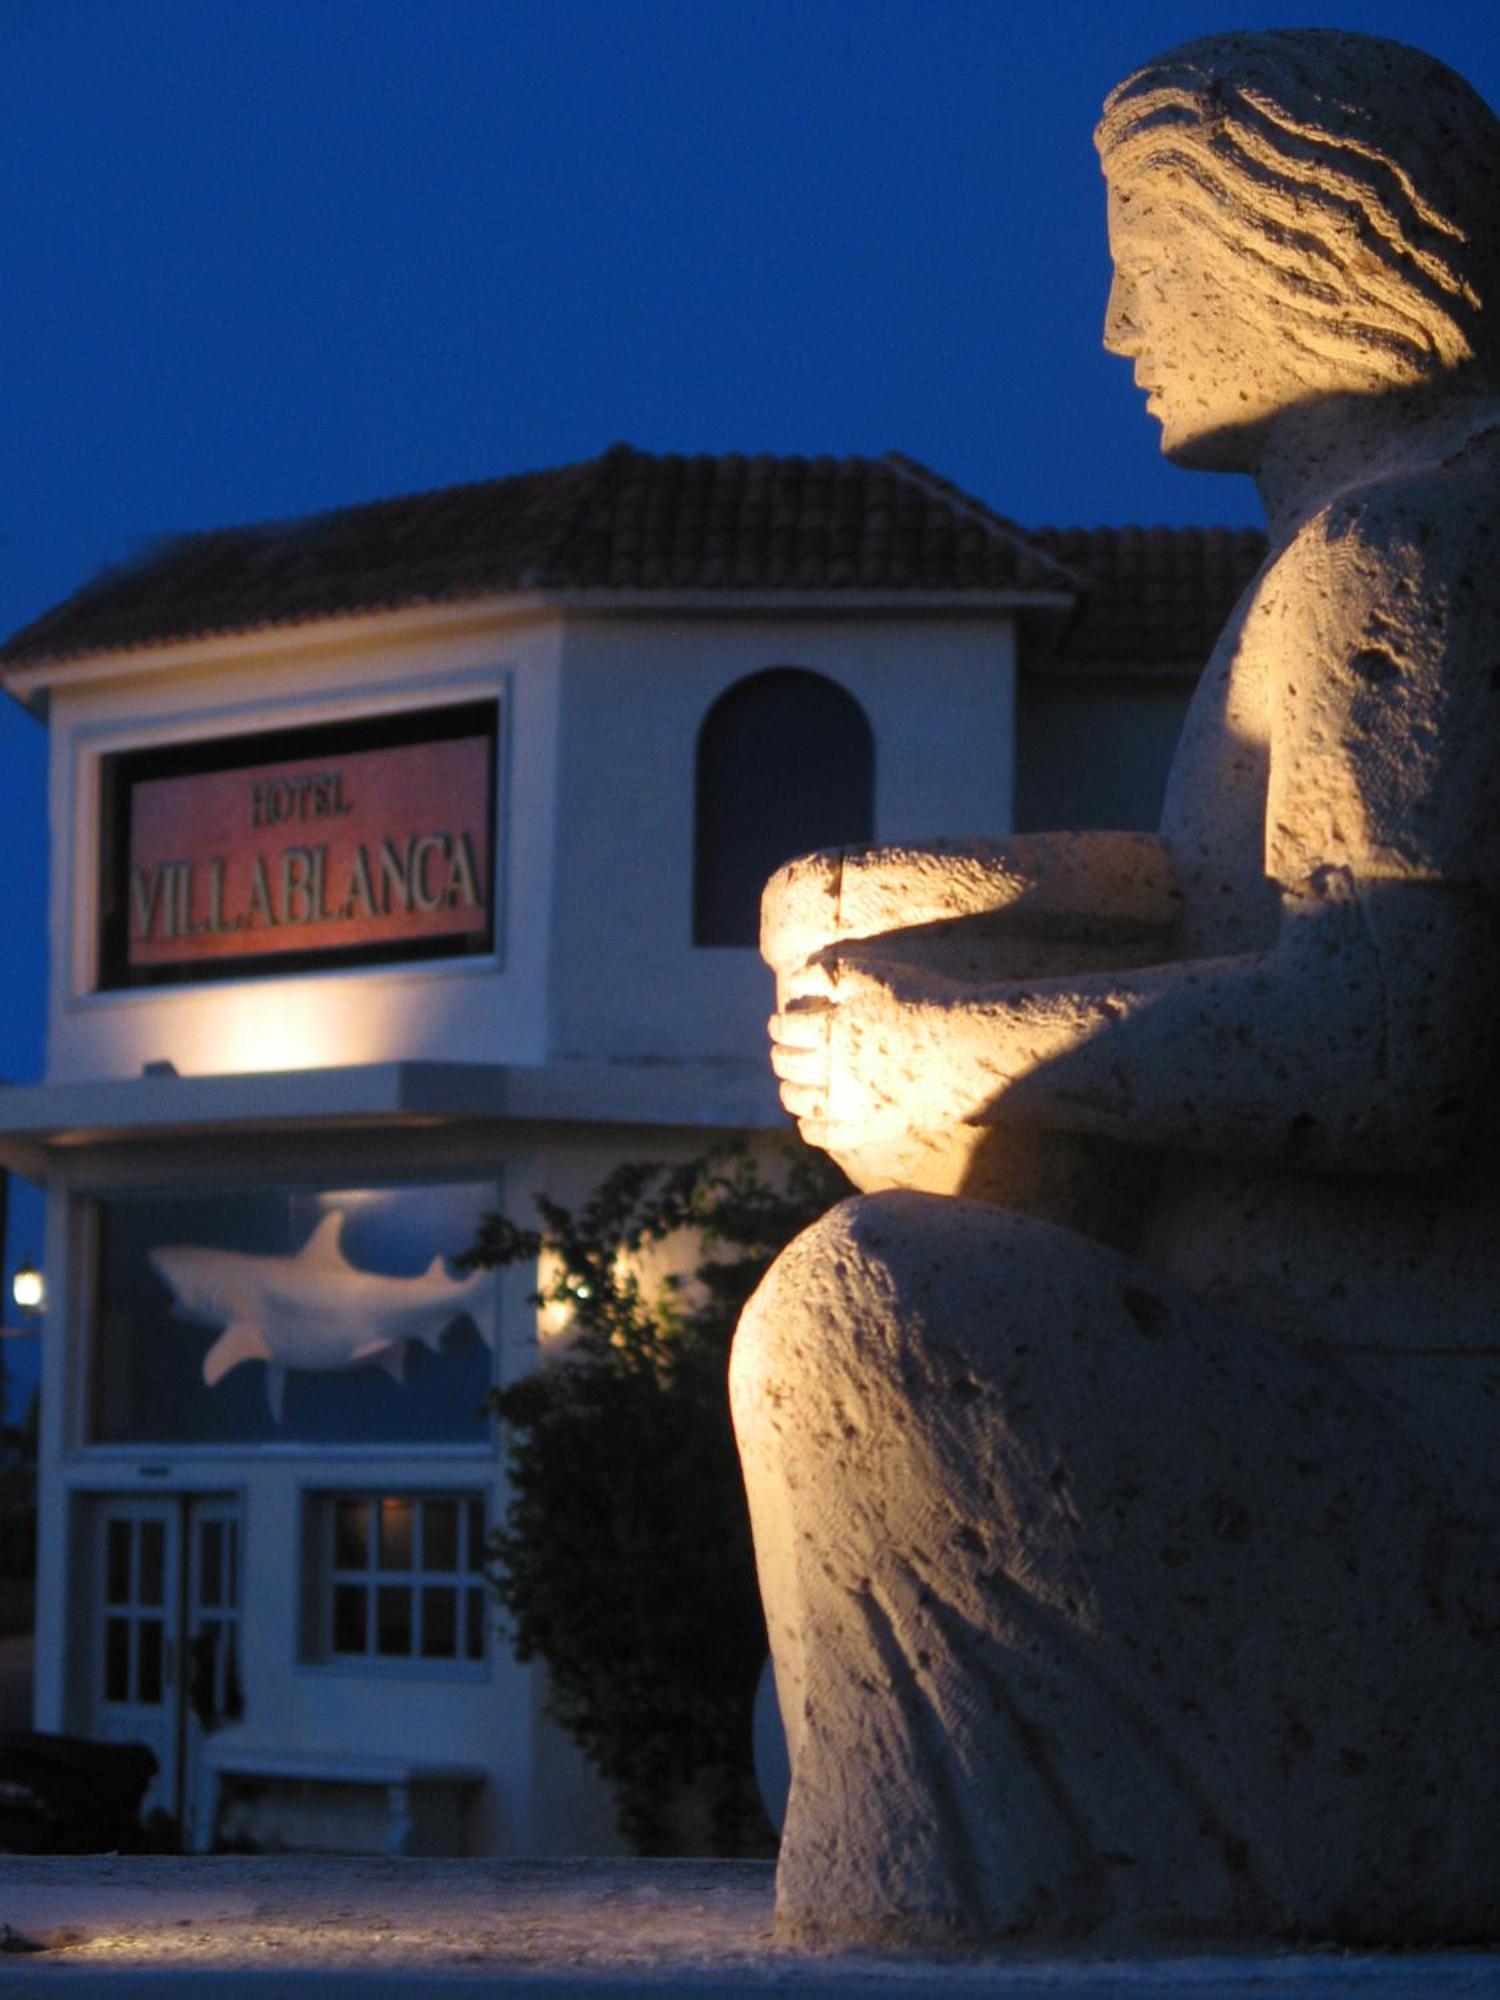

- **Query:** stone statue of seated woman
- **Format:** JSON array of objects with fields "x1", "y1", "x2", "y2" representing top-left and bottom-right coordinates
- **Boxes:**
[{"x1": 732, "y1": 29, "x2": 1500, "y2": 1949}]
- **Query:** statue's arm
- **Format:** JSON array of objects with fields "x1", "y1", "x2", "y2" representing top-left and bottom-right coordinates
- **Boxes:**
[
  {"x1": 773, "y1": 477, "x2": 1500, "y2": 1172},
  {"x1": 773, "y1": 874, "x2": 1493, "y2": 1170}
]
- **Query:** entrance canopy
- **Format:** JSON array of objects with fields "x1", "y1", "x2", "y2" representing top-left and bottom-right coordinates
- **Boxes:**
[{"x1": 0, "y1": 1059, "x2": 783, "y2": 1179}]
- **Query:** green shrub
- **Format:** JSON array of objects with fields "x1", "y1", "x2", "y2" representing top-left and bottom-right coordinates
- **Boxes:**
[{"x1": 465, "y1": 1141, "x2": 847, "y2": 1854}]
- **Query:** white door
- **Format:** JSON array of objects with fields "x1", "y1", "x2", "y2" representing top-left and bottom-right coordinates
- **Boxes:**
[
  {"x1": 92, "y1": 1495, "x2": 243, "y2": 1838},
  {"x1": 180, "y1": 1498, "x2": 244, "y2": 1849},
  {"x1": 93, "y1": 1498, "x2": 182, "y2": 1822}
]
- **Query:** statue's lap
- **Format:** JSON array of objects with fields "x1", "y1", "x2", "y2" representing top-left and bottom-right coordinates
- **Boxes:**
[{"x1": 733, "y1": 1191, "x2": 1500, "y2": 1946}]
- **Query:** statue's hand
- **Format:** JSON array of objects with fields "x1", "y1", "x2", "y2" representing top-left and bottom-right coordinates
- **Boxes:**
[
  {"x1": 771, "y1": 934, "x2": 1154, "y2": 1158},
  {"x1": 769, "y1": 946, "x2": 982, "y2": 1152}
]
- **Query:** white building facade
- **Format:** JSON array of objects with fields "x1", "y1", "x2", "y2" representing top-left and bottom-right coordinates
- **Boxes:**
[{"x1": 0, "y1": 445, "x2": 1261, "y2": 1855}]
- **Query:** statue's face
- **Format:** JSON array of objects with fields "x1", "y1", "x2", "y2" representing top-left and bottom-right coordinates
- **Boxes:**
[{"x1": 1104, "y1": 175, "x2": 1314, "y2": 471}]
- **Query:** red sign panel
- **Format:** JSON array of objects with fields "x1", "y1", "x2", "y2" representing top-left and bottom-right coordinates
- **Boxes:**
[{"x1": 124, "y1": 730, "x2": 493, "y2": 970}]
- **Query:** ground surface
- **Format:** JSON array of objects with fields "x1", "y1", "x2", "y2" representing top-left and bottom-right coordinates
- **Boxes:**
[{"x1": 0, "y1": 1858, "x2": 1496, "y2": 1996}]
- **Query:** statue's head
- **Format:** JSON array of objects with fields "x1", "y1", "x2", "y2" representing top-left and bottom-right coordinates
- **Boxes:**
[{"x1": 1096, "y1": 30, "x2": 1500, "y2": 469}]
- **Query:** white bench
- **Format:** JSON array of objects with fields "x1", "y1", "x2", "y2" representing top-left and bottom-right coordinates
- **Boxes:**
[{"x1": 195, "y1": 1747, "x2": 485, "y2": 1856}]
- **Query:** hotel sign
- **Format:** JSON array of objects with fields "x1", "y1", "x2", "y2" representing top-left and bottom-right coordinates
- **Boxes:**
[{"x1": 98, "y1": 702, "x2": 498, "y2": 987}]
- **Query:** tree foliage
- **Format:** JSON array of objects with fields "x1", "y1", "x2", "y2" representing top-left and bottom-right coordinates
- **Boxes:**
[{"x1": 464, "y1": 1140, "x2": 848, "y2": 1854}]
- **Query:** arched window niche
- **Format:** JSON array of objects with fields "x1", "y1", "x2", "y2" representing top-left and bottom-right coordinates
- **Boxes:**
[{"x1": 693, "y1": 667, "x2": 875, "y2": 948}]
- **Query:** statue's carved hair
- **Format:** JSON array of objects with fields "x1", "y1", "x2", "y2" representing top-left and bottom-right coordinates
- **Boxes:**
[{"x1": 1097, "y1": 30, "x2": 1500, "y2": 386}]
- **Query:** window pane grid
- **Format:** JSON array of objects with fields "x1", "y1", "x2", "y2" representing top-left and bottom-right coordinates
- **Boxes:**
[{"x1": 323, "y1": 1491, "x2": 486, "y2": 1667}]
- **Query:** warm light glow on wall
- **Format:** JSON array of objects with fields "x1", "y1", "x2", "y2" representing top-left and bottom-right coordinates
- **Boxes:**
[{"x1": 201, "y1": 981, "x2": 395, "y2": 1076}]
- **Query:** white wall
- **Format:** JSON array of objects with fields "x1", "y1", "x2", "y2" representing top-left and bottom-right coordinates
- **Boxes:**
[
  {"x1": 42, "y1": 606, "x2": 564, "y2": 1085},
  {"x1": 548, "y1": 609, "x2": 1017, "y2": 1062},
  {"x1": 33, "y1": 1119, "x2": 638, "y2": 1855},
  {"x1": 38, "y1": 599, "x2": 1018, "y2": 1086},
  {"x1": 33, "y1": 1114, "x2": 769, "y2": 1856},
  {"x1": 22, "y1": 591, "x2": 1019, "y2": 1857},
  {"x1": 1014, "y1": 670, "x2": 1194, "y2": 834}
]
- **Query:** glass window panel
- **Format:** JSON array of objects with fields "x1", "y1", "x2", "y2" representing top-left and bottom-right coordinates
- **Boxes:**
[
  {"x1": 376, "y1": 1585, "x2": 413, "y2": 1657},
  {"x1": 465, "y1": 1586, "x2": 486, "y2": 1661},
  {"x1": 422, "y1": 1501, "x2": 458, "y2": 1573},
  {"x1": 332, "y1": 1584, "x2": 367, "y2": 1654},
  {"x1": 106, "y1": 1521, "x2": 132, "y2": 1605},
  {"x1": 105, "y1": 1617, "x2": 131, "y2": 1700},
  {"x1": 137, "y1": 1620, "x2": 164, "y2": 1704},
  {"x1": 334, "y1": 1499, "x2": 370, "y2": 1571},
  {"x1": 192, "y1": 1620, "x2": 221, "y2": 1718},
  {"x1": 420, "y1": 1586, "x2": 457, "y2": 1659},
  {"x1": 226, "y1": 1522, "x2": 239, "y2": 1609},
  {"x1": 138, "y1": 1521, "x2": 165, "y2": 1607},
  {"x1": 91, "y1": 1184, "x2": 495, "y2": 1447},
  {"x1": 199, "y1": 1520, "x2": 223, "y2": 1608},
  {"x1": 377, "y1": 1499, "x2": 413, "y2": 1571},
  {"x1": 320, "y1": 1491, "x2": 488, "y2": 1669}
]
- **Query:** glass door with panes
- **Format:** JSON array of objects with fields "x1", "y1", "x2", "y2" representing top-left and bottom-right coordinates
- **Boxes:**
[
  {"x1": 92, "y1": 1495, "x2": 242, "y2": 1838},
  {"x1": 94, "y1": 1499, "x2": 182, "y2": 1822},
  {"x1": 181, "y1": 1499, "x2": 244, "y2": 1846}
]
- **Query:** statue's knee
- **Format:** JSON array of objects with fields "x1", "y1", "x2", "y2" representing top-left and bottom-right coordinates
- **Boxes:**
[
  {"x1": 738, "y1": 1191, "x2": 952, "y2": 1336},
  {"x1": 731, "y1": 1194, "x2": 866, "y2": 1408},
  {"x1": 732, "y1": 1189, "x2": 1044, "y2": 1419}
]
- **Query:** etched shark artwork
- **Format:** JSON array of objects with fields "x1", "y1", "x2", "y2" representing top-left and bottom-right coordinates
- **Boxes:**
[{"x1": 151, "y1": 1210, "x2": 495, "y2": 1423}]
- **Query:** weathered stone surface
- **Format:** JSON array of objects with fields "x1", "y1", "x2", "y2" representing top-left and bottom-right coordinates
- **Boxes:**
[{"x1": 734, "y1": 30, "x2": 1500, "y2": 1951}]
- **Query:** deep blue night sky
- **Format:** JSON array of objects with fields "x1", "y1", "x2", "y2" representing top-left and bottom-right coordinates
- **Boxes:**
[{"x1": 2, "y1": 1, "x2": 1499, "y2": 1398}]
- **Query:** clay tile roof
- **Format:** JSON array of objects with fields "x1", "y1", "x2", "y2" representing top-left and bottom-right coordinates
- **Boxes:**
[
  {"x1": 0, "y1": 444, "x2": 1079, "y2": 671},
  {"x1": 1029, "y1": 523, "x2": 1268, "y2": 671}
]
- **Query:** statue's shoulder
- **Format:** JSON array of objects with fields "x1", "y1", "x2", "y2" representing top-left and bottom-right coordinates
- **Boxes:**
[
  {"x1": 1264, "y1": 411, "x2": 1500, "y2": 886},
  {"x1": 1296, "y1": 413, "x2": 1500, "y2": 589}
]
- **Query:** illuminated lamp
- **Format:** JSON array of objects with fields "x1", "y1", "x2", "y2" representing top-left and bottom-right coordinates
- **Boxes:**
[{"x1": 11, "y1": 1262, "x2": 45, "y2": 1316}]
